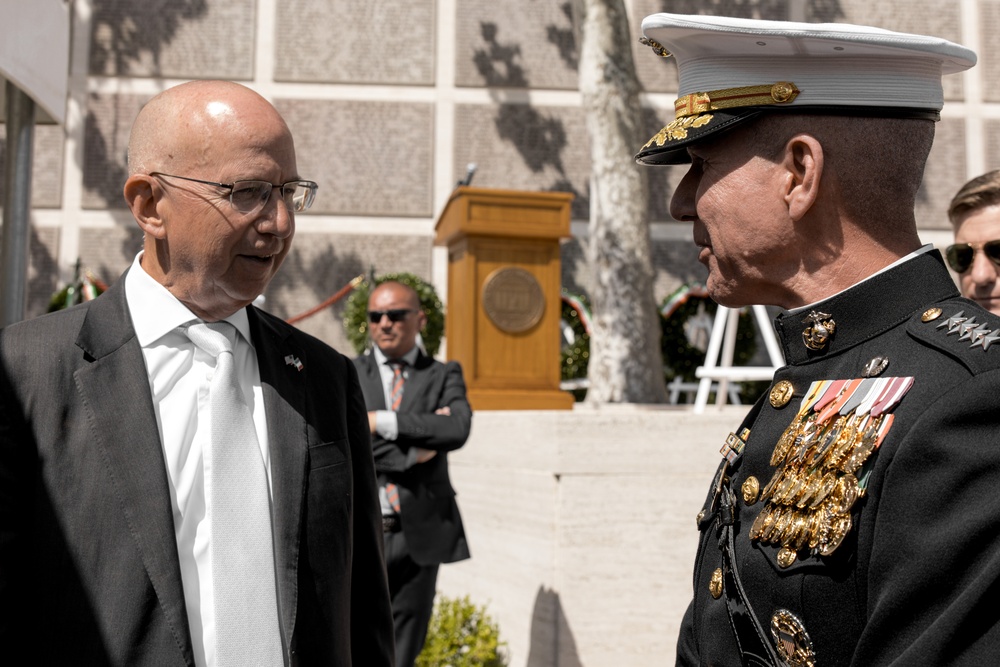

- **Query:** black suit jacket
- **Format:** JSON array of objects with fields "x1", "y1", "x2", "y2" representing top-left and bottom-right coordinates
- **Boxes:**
[
  {"x1": 353, "y1": 351, "x2": 471, "y2": 566},
  {"x1": 0, "y1": 274, "x2": 393, "y2": 667}
]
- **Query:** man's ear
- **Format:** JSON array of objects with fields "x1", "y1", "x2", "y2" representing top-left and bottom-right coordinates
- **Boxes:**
[
  {"x1": 417, "y1": 310, "x2": 428, "y2": 331},
  {"x1": 123, "y1": 175, "x2": 166, "y2": 239},
  {"x1": 782, "y1": 134, "x2": 823, "y2": 221}
]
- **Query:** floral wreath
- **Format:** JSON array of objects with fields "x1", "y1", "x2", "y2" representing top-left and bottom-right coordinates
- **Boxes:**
[{"x1": 343, "y1": 272, "x2": 445, "y2": 357}]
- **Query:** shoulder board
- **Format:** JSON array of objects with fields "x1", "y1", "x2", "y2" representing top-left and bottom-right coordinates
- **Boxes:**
[{"x1": 907, "y1": 298, "x2": 1000, "y2": 375}]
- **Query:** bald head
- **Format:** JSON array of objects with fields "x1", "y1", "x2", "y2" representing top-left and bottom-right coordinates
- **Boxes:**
[
  {"x1": 127, "y1": 80, "x2": 293, "y2": 177},
  {"x1": 122, "y1": 80, "x2": 304, "y2": 321}
]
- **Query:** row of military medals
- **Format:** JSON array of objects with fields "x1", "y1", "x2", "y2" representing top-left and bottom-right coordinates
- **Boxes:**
[{"x1": 747, "y1": 376, "x2": 914, "y2": 564}]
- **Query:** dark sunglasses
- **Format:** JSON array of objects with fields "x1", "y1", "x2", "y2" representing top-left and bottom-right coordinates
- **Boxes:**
[
  {"x1": 945, "y1": 240, "x2": 1000, "y2": 273},
  {"x1": 368, "y1": 309, "x2": 416, "y2": 324}
]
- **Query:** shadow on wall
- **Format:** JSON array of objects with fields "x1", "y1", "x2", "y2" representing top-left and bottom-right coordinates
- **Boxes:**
[
  {"x1": 27, "y1": 226, "x2": 59, "y2": 319},
  {"x1": 473, "y1": 20, "x2": 590, "y2": 219},
  {"x1": 526, "y1": 586, "x2": 581, "y2": 667},
  {"x1": 89, "y1": 0, "x2": 210, "y2": 76},
  {"x1": 266, "y1": 245, "x2": 366, "y2": 324},
  {"x1": 84, "y1": 0, "x2": 211, "y2": 209}
]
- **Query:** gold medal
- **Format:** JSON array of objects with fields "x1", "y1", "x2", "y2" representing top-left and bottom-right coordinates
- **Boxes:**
[
  {"x1": 831, "y1": 474, "x2": 859, "y2": 514},
  {"x1": 795, "y1": 470, "x2": 823, "y2": 509},
  {"x1": 820, "y1": 514, "x2": 852, "y2": 556},
  {"x1": 771, "y1": 609, "x2": 817, "y2": 667},
  {"x1": 773, "y1": 507, "x2": 795, "y2": 544},
  {"x1": 791, "y1": 513, "x2": 811, "y2": 551},
  {"x1": 761, "y1": 467, "x2": 785, "y2": 501},
  {"x1": 771, "y1": 421, "x2": 801, "y2": 466},
  {"x1": 806, "y1": 510, "x2": 824, "y2": 550},
  {"x1": 773, "y1": 472, "x2": 798, "y2": 505},
  {"x1": 760, "y1": 505, "x2": 783, "y2": 543},
  {"x1": 809, "y1": 472, "x2": 839, "y2": 509},
  {"x1": 750, "y1": 506, "x2": 769, "y2": 540}
]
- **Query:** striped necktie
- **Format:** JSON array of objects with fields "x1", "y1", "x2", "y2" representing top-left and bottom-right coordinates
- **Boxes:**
[
  {"x1": 385, "y1": 359, "x2": 407, "y2": 514},
  {"x1": 390, "y1": 360, "x2": 406, "y2": 411}
]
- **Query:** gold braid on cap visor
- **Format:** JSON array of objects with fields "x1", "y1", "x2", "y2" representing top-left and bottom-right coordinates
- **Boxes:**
[
  {"x1": 643, "y1": 82, "x2": 801, "y2": 149},
  {"x1": 674, "y1": 82, "x2": 801, "y2": 117}
]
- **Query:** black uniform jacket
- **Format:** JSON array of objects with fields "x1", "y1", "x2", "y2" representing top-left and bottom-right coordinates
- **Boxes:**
[{"x1": 677, "y1": 250, "x2": 1000, "y2": 666}]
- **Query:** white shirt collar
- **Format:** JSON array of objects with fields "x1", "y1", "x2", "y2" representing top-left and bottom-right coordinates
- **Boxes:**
[
  {"x1": 371, "y1": 344, "x2": 419, "y2": 367},
  {"x1": 788, "y1": 244, "x2": 935, "y2": 314},
  {"x1": 124, "y1": 252, "x2": 253, "y2": 347}
]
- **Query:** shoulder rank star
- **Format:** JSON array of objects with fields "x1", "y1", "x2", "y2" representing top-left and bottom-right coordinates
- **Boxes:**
[
  {"x1": 934, "y1": 310, "x2": 1000, "y2": 350},
  {"x1": 284, "y1": 355, "x2": 304, "y2": 371}
]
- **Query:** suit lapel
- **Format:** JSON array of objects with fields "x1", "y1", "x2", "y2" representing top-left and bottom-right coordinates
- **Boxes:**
[
  {"x1": 398, "y1": 352, "x2": 433, "y2": 413},
  {"x1": 248, "y1": 307, "x2": 307, "y2": 646},
  {"x1": 358, "y1": 353, "x2": 387, "y2": 410},
  {"x1": 73, "y1": 277, "x2": 194, "y2": 663}
]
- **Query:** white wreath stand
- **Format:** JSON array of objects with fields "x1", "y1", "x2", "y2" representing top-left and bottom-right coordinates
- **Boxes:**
[{"x1": 692, "y1": 305, "x2": 785, "y2": 414}]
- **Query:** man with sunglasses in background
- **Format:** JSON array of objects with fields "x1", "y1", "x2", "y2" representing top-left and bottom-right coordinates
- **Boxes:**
[
  {"x1": 947, "y1": 170, "x2": 1000, "y2": 315},
  {"x1": 353, "y1": 281, "x2": 472, "y2": 667},
  {"x1": 0, "y1": 80, "x2": 392, "y2": 666}
]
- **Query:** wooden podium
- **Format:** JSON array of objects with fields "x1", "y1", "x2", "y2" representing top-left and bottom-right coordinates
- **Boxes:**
[{"x1": 435, "y1": 187, "x2": 575, "y2": 410}]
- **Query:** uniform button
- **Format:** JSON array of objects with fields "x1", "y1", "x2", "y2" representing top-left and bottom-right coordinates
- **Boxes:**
[
  {"x1": 709, "y1": 568, "x2": 723, "y2": 599},
  {"x1": 769, "y1": 380, "x2": 794, "y2": 408},
  {"x1": 696, "y1": 509, "x2": 706, "y2": 526},
  {"x1": 742, "y1": 476, "x2": 760, "y2": 505},
  {"x1": 776, "y1": 547, "x2": 797, "y2": 568},
  {"x1": 921, "y1": 307, "x2": 942, "y2": 322}
]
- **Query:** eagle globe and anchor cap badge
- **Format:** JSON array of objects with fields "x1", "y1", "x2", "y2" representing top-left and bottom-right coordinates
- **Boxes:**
[{"x1": 802, "y1": 311, "x2": 836, "y2": 351}]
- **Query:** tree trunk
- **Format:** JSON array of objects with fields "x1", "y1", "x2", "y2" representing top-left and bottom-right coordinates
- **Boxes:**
[{"x1": 577, "y1": 0, "x2": 667, "y2": 403}]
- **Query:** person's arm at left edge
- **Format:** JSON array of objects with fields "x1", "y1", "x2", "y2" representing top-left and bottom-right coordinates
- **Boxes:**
[
  {"x1": 0, "y1": 346, "x2": 27, "y2": 654},
  {"x1": 344, "y1": 359, "x2": 394, "y2": 666}
]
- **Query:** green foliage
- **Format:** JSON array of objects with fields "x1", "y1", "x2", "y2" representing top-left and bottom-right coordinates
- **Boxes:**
[
  {"x1": 560, "y1": 293, "x2": 591, "y2": 401},
  {"x1": 47, "y1": 265, "x2": 105, "y2": 312},
  {"x1": 660, "y1": 295, "x2": 756, "y2": 383},
  {"x1": 659, "y1": 288, "x2": 767, "y2": 404},
  {"x1": 558, "y1": 284, "x2": 769, "y2": 405},
  {"x1": 416, "y1": 595, "x2": 508, "y2": 667},
  {"x1": 343, "y1": 272, "x2": 444, "y2": 357}
]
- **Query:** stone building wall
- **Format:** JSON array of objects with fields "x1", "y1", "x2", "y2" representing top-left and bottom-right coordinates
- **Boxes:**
[{"x1": 1, "y1": 0, "x2": 989, "y2": 353}]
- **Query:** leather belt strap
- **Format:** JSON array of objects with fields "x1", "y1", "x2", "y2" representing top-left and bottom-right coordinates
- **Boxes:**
[
  {"x1": 719, "y1": 484, "x2": 782, "y2": 667},
  {"x1": 710, "y1": 394, "x2": 779, "y2": 667}
]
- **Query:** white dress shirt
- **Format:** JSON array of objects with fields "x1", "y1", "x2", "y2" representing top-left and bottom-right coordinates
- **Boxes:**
[
  {"x1": 371, "y1": 344, "x2": 420, "y2": 440},
  {"x1": 124, "y1": 253, "x2": 273, "y2": 667}
]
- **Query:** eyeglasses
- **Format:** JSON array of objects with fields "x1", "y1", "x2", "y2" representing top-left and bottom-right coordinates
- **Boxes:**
[
  {"x1": 368, "y1": 309, "x2": 416, "y2": 324},
  {"x1": 945, "y1": 240, "x2": 1000, "y2": 273},
  {"x1": 149, "y1": 172, "x2": 318, "y2": 214}
]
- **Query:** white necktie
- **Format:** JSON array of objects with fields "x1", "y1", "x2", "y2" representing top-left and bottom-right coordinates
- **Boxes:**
[{"x1": 186, "y1": 321, "x2": 284, "y2": 667}]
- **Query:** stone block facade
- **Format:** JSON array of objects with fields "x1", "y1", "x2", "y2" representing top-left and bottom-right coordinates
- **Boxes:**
[{"x1": 3, "y1": 0, "x2": 985, "y2": 345}]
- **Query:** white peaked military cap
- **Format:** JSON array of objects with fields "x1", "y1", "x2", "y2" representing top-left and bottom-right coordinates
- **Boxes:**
[{"x1": 634, "y1": 13, "x2": 977, "y2": 165}]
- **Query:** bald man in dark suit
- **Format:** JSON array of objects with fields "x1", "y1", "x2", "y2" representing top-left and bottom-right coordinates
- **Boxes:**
[
  {"x1": 353, "y1": 281, "x2": 471, "y2": 667},
  {"x1": 0, "y1": 80, "x2": 392, "y2": 667}
]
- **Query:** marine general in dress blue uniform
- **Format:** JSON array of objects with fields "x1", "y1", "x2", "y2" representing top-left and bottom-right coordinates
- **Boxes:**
[{"x1": 635, "y1": 14, "x2": 1000, "y2": 666}]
